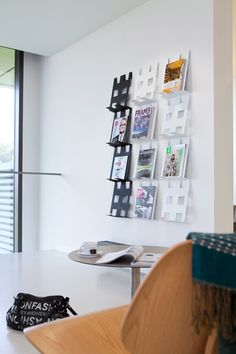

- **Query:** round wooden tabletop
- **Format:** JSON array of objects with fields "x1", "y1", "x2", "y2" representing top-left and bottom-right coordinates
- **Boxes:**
[{"x1": 69, "y1": 243, "x2": 168, "y2": 269}]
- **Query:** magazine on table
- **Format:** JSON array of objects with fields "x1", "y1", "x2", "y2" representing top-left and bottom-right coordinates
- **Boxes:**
[
  {"x1": 161, "y1": 143, "x2": 187, "y2": 178},
  {"x1": 131, "y1": 252, "x2": 162, "y2": 267},
  {"x1": 96, "y1": 245, "x2": 144, "y2": 264},
  {"x1": 162, "y1": 58, "x2": 186, "y2": 93},
  {"x1": 134, "y1": 148, "x2": 157, "y2": 179},
  {"x1": 131, "y1": 104, "x2": 153, "y2": 139},
  {"x1": 133, "y1": 185, "x2": 157, "y2": 220}
]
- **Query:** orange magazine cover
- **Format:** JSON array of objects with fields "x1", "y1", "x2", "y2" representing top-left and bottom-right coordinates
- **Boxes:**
[{"x1": 163, "y1": 58, "x2": 185, "y2": 93}]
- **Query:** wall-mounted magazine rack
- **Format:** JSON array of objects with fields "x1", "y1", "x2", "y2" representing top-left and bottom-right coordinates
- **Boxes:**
[
  {"x1": 107, "y1": 72, "x2": 133, "y2": 218},
  {"x1": 157, "y1": 52, "x2": 191, "y2": 223},
  {"x1": 132, "y1": 61, "x2": 159, "y2": 105},
  {"x1": 127, "y1": 59, "x2": 160, "y2": 220},
  {"x1": 160, "y1": 179, "x2": 190, "y2": 223},
  {"x1": 105, "y1": 52, "x2": 192, "y2": 223}
]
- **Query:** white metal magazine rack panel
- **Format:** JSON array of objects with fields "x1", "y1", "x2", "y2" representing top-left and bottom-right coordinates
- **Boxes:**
[
  {"x1": 133, "y1": 61, "x2": 159, "y2": 105},
  {"x1": 160, "y1": 92, "x2": 190, "y2": 136},
  {"x1": 161, "y1": 179, "x2": 190, "y2": 223}
]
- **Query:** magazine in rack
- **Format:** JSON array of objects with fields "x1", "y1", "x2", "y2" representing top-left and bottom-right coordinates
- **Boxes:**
[
  {"x1": 133, "y1": 185, "x2": 157, "y2": 220},
  {"x1": 132, "y1": 104, "x2": 153, "y2": 139},
  {"x1": 110, "y1": 114, "x2": 129, "y2": 143},
  {"x1": 162, "y1": 58, "x2": 186, "y2": 93},
  {"x1": 111, "y1": 155, "x2": 128, "y2": 180},
  {"x1": 110, "y1": 145, "x2": 131, "y2": 181},
  {"x1": 161, "y1": 143, "x2": 187, "y2": 178},
  {"x1": 134, "y1": 148, "x2": 157, "y2": 179}
]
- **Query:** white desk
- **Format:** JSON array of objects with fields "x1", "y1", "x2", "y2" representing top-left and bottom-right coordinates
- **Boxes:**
[
  {"x1": 0, "y1": 250, "x2": 131, "y2": 354},
  {"x1": 69, "y1": 244, "x2": 168, "y2": 297}
]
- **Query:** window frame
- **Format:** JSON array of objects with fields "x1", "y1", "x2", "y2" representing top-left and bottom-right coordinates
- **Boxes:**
[{"x1": 13, "y1": 50, "x2": 23, "y2": 252}]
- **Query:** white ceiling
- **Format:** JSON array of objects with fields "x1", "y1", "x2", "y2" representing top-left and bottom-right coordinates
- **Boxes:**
[{"x1": 0, "y1": 0, "x2": 149, "y2": 56}]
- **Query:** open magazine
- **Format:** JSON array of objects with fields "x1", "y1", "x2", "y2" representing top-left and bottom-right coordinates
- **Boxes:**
[
  {"x1": 96, "y1": 245, "x2": 163, "y2": 266},
  {"x1": 96, "y1": 245, "x2": 144, "y2": 264},
  {"x1": 131, "y1": 252, "x2": 162, "y2": 267}
]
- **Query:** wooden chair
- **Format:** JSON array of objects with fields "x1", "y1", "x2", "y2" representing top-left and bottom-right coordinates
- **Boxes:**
[{"x1": 24, "y1": 241, "x2": 218, "y2": 354}]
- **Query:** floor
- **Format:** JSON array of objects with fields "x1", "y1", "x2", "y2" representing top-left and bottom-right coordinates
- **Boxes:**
[{"x1": 0, "y1": 250, "x2": 131, "y2": 354}]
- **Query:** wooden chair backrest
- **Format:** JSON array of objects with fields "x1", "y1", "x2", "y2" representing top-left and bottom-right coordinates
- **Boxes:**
[{"x1": 121, "y1": 240, "x2": 209, "y2": 354}]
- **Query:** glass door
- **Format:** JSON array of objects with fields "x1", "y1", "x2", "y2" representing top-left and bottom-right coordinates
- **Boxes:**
[{"x1": 0, "y1": 47, "x2": 22, "y2": 253}]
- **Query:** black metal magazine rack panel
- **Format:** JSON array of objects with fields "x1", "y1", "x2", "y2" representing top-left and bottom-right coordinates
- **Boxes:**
[{"x1": 107, "y1": 72, "x2": 133, "y2": 218}]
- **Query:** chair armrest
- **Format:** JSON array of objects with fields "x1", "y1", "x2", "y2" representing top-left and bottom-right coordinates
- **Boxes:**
[{"x1": 25, "y1": 305, "x2": 129, "y2": 354}]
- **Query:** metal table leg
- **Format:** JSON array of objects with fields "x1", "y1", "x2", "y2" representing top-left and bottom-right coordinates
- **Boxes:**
[{"x1": 131, "y1": 267, "x2": 141, "y2": 297}]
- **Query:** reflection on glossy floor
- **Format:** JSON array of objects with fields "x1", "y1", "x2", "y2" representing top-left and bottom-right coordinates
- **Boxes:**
[{"x1": 0, "y1": 250, "x2": 131, "y2": 354}]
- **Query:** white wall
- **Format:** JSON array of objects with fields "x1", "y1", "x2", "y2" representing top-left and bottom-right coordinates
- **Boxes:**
[
  {"x1": 213, "y1": 0, "x2": 233, "y2": 230},
  {"x1": 233, "y1": 1, "x2": 236, "y2": 207},
  {"x1": 234, "y1": 79, "x2": 236, "y2": 205},
  {"x1": 22, "y1": 52, "x2": 41, "y2": 251},
  {"x1": 37, "y1": 0, "x2": 232, "y2": 251}
]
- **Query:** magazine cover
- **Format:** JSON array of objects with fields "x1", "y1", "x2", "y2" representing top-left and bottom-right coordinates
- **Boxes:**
[
  {"x1": 162, "y1": 58, "x2": 186, "y2": 93},
  {"x1": 134, "y1": 148, "x2": 156, "y2": 179},
  {"x1": 134, "y1": 186, "x2": 157, "y2": 219},
  {"x1": 111, "y1": 155, "x2": 128, "y2": 180},
  {"x1": 132, "y1": 104, "x2": 152, "y2": 139},
  {"x1": 161, "y1": 144, "x2": 186, "y2": 177},
  {"x1": 110, "y1": 115, "x2": 128, "y2": 143}
]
